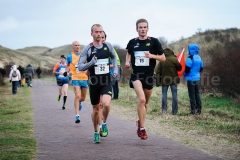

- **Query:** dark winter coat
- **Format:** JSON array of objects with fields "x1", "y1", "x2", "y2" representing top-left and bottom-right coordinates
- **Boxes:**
[{"x1": 156, "y1": 48, "x2": 182, "y2": 86}]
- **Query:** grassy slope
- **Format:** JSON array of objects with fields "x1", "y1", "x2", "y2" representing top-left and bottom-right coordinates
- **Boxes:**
[{"x1": 0, "y1": 46, "x2": 59, "y2": 69}]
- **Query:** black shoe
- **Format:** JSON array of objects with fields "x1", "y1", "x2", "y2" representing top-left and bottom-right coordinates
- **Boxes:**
[
  {"x1": 196, "y1": 110, "x2": 201, "y2": 114},
  {"x1": 190, "y1": 111, "x2": 195, "y2": 115},
  {"x1": 62, "y1": 106, "x2": 65, "y2": 110}
]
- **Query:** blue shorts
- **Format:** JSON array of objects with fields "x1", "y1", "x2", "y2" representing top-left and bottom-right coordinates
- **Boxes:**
[
  {"x1": 72, "y1": 80, "x2": 89, "y2": 88},
  {"x1": 57, "y1": 77, "x2": 69, "y2": 86}
]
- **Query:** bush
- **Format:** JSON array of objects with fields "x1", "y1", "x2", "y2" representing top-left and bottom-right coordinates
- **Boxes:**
[{"x1": 208, "y1": 39, "x2": 240, "y2": 98}]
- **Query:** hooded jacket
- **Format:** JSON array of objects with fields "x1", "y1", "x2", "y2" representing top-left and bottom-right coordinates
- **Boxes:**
[
  {"x1": 9, "y1": 65, "x2": 21, "y2": 81},
  {"x1": 156, "y1": 48, "x2": 182, "y2": 86},
  {"x1": 184, "y1": 44, "x2": 204, "y2": 81},
  {"x1": 26, "y1": 64, "x2": 34, "y2": 77}
]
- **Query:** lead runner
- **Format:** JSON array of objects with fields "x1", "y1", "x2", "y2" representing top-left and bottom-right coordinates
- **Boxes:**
[{"x1": 125, "y1": 18, "x2": 166, "y2": 140}]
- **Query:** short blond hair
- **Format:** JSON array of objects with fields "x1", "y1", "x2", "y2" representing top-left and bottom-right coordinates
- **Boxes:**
[
  {"x1": 136, "y1": 18, "x2": 148, "y2": 29},
  {"x1": 91, "y1": 24, "x2": 102, "y2": 33}
]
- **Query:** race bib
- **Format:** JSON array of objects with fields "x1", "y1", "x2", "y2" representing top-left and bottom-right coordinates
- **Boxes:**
[
  {"x1": 75, "y1": 64, "x2": 80, "y2": 73},
  {"x1": 59, "y1": 68, "x2": 66, "y2": 77},
  {"x1": 94, "y1": 58, "x2": 109, "y2": 75},
  {"x1": 134, "y1": 51, "x2": 149, "y2": 66}
]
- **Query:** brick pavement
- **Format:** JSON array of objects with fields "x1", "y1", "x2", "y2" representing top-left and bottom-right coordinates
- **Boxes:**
[{"x1": 31, "y1": 79, "x2": 222, "y2": 160}]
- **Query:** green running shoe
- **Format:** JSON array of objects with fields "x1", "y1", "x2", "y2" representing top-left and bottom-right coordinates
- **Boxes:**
[
  {"x1": 57, "y1": 96, "x2": 61, "y2": 102},
  {"x1": 94, "y1": 132, "x2": 100, "y2": 143},
  {"x1": 101, "y1": 123, "x2": 108, "y2": 137}
]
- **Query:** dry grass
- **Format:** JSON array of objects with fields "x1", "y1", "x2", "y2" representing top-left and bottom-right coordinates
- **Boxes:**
[
  {"x1": 0, "y1": 45, "x2": 59, "y2": 69},
  {"x1": 109, "y1": 84, "x2": 240, "y2": 160}
]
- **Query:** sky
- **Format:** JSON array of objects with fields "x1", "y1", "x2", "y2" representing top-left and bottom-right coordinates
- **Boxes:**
[{"x1": 0, "y1": 0, "x2": 240, "y2": 50}]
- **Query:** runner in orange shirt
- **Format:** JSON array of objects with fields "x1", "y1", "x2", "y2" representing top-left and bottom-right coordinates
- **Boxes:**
[{"x1": 66, "y1": 41, "x2": 88, "y2": 123}]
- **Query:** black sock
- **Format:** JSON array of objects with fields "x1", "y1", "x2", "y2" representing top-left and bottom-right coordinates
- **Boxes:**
[{"x1": 63, "y1": 96, "x2": 67, "y2": 105}]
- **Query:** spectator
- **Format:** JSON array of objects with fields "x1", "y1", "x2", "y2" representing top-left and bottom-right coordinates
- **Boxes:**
[
  {"x1": 9, "y1": 65, "x2": 21, "y2": 94},
  {"x1": 36, "y1": 67, "x2": 42, "y2": 78},
  {"x1": 156, "y1": 48, "x2": 182, "y2": 115},
  {"x1": 0, "y1": 68, "x2": 6, "y2": 76},
  {"x1": 26, "y1": 64, "x2": 34, "y2": 87},
  {"x1": 184, "y1": 44, "x2": 204, "y2": 115},
  {"x1": 17, "y1": 65, "x2": 24, "y2": 87}
]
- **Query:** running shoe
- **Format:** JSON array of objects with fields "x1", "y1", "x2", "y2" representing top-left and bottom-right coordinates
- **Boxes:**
[
  {"x1": 93, "y1": 132, "x2": 100, "y2": 143},
  {"x1": 75, "y1": 115, "x2": 80, "y2": 123},
  {"x1": 79, "y1": 103, "x2": 82, "y2": 110},
  {"x1": 101, "y1": 123, "x2": 108, "y2": 137},
  {"x1": 99, "y1": 127, "x2": 103, "y2": 137},
  {"x1": 62, "y1": 105, "x2": 65, "y2": 110},
  {"x1": 57, "y1": 96, "x2": 61, "y2": 102},
  {"x1": 138, "y1": 129, "x2": 148, "y2": 140},
  {"x1": 136, "y1": 120, "x2": 141, "y2": 137}
]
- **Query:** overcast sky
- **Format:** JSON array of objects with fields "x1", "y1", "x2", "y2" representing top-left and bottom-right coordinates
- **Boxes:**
[{"x1": 0, "y1": 0, "x2": 240, "y2": 50}]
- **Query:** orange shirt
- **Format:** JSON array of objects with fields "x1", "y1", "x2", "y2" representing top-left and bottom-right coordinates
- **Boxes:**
[{"x1": 66, "y1": 52, "x2": 88, "y2": 80}]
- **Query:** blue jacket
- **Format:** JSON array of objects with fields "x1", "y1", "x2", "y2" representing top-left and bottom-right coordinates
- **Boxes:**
[
  {"x1": 184, "y1": 44, "x2": 203, "y2": 81},
  {"x1": 109, "y1": 60, "x2": 114, "y2": 76}
]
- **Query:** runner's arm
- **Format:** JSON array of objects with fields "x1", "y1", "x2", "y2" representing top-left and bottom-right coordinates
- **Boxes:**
[
  {"x1": 144, "y1": 38, "x2": 166, "y2": 62},
  {"x1": 53, "y1": 63, "x2": 60, "y2": 74},
  {"x1": 145, "y1": 53, "x2": 166, "y2": 62},
  {"x1": 77, "y1": 46, "x2": 97, "y2": 71},
  {"x1": 125, "y1": 52, "x2": 131, "y2": 68}
]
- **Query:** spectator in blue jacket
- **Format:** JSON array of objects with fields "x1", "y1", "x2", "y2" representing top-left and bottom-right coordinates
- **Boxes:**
[{"x1": 184, "y1": 44, "x2": 204, "y2": 115}]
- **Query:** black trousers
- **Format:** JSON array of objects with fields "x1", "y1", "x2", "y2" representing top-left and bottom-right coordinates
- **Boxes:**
[{"x1": 187, "y1": 81, "x2": 202, "y2": 114}]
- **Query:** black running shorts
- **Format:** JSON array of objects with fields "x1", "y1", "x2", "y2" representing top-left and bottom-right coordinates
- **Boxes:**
[
  {"x1": 129, "y1": 74, "x2": 154, "y2": 90},
  {"x1": 89, "y1": 83, "x2": 112, "y2": 105}
]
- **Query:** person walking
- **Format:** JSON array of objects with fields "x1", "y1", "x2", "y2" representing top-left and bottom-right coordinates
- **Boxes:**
[
  {"x1": 9, "y1": 65, "x2": 21, "y2": 94},
  {"x1": 66, "y1": 41, "x2": 89, "y2": 123},
  {"x1": 125, "y1": 18, "x2": 166, "y2": 140},
  {"x1": 184, "y1": 44, "x2": 204, "y2": 115},
  {"x1": 25, "y1": 64, "x2": 34, "y2": 87},
  {"x1": 36, "y1": 67, "x2": 42, "y2": 78},
  {"x1": 78, "y1": 24, "x2": 118, "y2": 143},
  {"x1": 17, "y1": 65, "x2": 24, "y2": 87},
  {"x1": 53, "y1": 55, "x2": 70, "y2": 110},
  {"x1": 156, "y1": 48, "x2": 182, "y2": 115}
]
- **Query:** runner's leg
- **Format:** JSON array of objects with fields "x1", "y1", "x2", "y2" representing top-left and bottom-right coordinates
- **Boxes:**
[
  {"x1": 92, "y1": 104, "x2": 100, "y2": 131},
  {"x1": 132, "y1": 80, "x2": 146, "y2": 128},
  {"x1": 63, "y1": 84, "x2": 68, "y2": 106},
  {"x1": 143, "y1": 88, "x2": 153, "y2": 113},
  {"x1": 74, "y1": 86, "x2": 80, "y2": 115},
  {"x1": 101, "y1": 94, "x2": 111, "y2": 123}
]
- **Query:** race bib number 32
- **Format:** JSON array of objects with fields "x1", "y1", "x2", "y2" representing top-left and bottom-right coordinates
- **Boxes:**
[
  {"x1": 94, "y1": 58, "x2": 109, "y2": 75},
  {"x1": 134, "y1": 51, "x2": 149, "y2": 66}
]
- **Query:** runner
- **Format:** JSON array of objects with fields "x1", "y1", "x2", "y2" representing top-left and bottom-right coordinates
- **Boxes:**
[
  {"x1": 125, "y1": 18, "x2": 166, "y2": 140},
  {"x1": 98, "y1": 31, "x2": 116, "y2": 137},
  {"x1": 66, "y1": 41, "x2": 89, "y2": 123},
  {"x1": 78, "y1": 24, "x2": 118, "y2": 143},
  {"x1": 53, "y1": 55, "x2": 69, "y2": 110}
]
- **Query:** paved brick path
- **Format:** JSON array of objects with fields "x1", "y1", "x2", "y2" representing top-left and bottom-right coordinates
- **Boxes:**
[{"x1": 32, "y1": 79, "x2": 222, "y2": 160}]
